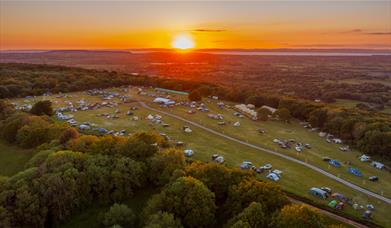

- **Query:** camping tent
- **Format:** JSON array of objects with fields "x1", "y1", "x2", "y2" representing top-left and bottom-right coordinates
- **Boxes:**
[
  {"x1": 371, "y1": 161, "x2": 384, "y2": 169},
  {"x1": 214, "y1": 156, "x2": 224, "y2": 163},
  {"x1": 348, "y1": 167, "x2": 363, "y2": 177},
  {"x1": 309, "y1": 187, "x2": 328, "y2": 199},
  {"x1": 153, "y1": 97, "x2": 175, "y2": 105},
  {"x1": 328, "y1": 200, "x2": 337, "y2": 208},
  {"x1": 359, "y1": 154, "x2": 370, "y2": 162},
  {"x1": 329, "y1": 160, "x2": 341, "y2": 168},
  {"x1": 184, "y1": 149, "x2": 194, "y2": 157},
  {"x1": 267, "y1": 173, "x2": 280, "y2": 182},
  {"x1": 240, "y1": 161, "x2": 252, "y2": 170}
]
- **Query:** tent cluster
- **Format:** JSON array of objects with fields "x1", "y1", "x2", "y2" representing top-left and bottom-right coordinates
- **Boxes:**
[
  {"x1": 359, "y1": 154, "x2": 385, "y2": 170},
  {"x1": 240, "y1": 161, "x2": 282, "y2": 182},
  {"x1": 301, "y1": 122, "x2": 345, "y2": 146},
  {"x1": 272, "y1": 138, "x2": 310, "y2": 152},
  {"x1": 178, "y1": 101, "x2": 210, "y2": 113},
  {"x1": 309, "y1": 187, "x2": 375, "y2": 218},
  {"x1": 208, "y1": 113, "x2": 224, "y2": 120},
  {"x1": 234, "y1": 104, "x2": 257, "y2": 120}
]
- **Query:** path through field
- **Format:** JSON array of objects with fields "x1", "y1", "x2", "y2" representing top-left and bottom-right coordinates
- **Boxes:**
[{"x1": 139, "y1": 101, "x2": 391, "y2": 205}]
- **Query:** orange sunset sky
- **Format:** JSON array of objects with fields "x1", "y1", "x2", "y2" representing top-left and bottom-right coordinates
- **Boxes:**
[{"x1": 1, "y1": 1, "x2": 390, "y2": 50}]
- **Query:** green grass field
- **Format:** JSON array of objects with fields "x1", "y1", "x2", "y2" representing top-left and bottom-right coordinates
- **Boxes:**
[
  {"x1": 9, "y1": 87, "x2": 391, "y2": 226},
  {"x1": 0, "y1": 141, "x2": 34, "y2": 176}
]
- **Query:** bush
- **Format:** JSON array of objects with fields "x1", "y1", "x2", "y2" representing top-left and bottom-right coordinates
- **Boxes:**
[
  {"x1": 256, "y1": 107, "x2": 272, "y2": 121},
  {"x1": 271, "y1": 204, "x2": 325, "y2": 228},
  {"x1": 188, "y1": 90, "x2": 202, "y2": 101},
  {"x1": 226, "y1": 202, "x2": 267, "y2": 228},
  {"x1": 143, "y1": 177, "x2": 216, "y2": 228},
  {"x1": 30, "y1": 100, "x2": 53, "y2": 116},
  {"x1": 25, "y1": 150, "x2": 55, "y2": 168},
  {"x1": 102, "y1": 204, "x2": 136, "y2": 228},
  {"x1": 144, "y1": 211, "x2": 183, "y2": 228},
  {"x1": 0, "y1": 113, "x2": 30, "y2": 143},
  {"x1": 59, "y1": 128, "x2": 80, "y2": 144},
  {"x1": 149, "y1": 149, "x2": 185, "y2": 185}
]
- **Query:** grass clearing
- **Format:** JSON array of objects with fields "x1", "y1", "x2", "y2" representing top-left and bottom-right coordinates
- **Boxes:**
[{"x1": 0, "y1": 141, "x2": 34, "y2": 176}]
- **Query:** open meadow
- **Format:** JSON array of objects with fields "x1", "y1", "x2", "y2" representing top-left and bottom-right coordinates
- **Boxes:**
[
  {"x1": 0, "y1": 141, "x2": 34, "y2": 176},
  {"x1": 8, "y1": 86, "x2": 391, "y2": 226}
]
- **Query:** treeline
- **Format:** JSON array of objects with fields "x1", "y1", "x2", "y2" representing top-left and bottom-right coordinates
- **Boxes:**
[
  {"x1": 242, "y1": 94, "x2": 391, "y2": 160},
  {"x1": 0, "y1": 63, "x2": 210, "y2": 99},
  {"x1": 1, "y1": 63, "x2": 390, "y2": 160},
  {"x1": 0, "y1": 102, "x2": 343, "y2": 228},
  {"x1": 188, "y1": 85, "x2": 391, "y2": 160}
]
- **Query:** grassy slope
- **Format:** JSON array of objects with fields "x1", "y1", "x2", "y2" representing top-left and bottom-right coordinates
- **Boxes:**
[
  {"x1": 10, "y1": 88, "x2": 391, "y2": 226},
  {"x1": 0, "y1": 141, "x2": 34, "y2": 176}
]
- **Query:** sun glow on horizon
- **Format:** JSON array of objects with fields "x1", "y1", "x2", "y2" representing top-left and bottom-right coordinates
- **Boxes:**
[{"x1": 172, "y1": 34, "x2": 195, "y2": 50}]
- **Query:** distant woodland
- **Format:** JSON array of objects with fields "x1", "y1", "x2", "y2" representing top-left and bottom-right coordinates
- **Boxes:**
[{"x1": 1, "y1": 51, "x2": 390, "y2": 106}]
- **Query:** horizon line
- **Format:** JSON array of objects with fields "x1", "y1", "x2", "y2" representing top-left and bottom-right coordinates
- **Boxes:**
[{"x1": 1, "y1": 47, "x2": 391, "y2": 52}]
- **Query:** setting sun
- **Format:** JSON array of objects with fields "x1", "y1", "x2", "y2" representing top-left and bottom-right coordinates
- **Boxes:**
[{"x1": 172, "y1": 34, "x2": 195, "y2": 50}]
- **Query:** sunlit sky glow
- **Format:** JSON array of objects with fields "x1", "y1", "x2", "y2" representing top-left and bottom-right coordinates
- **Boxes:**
[{"x1": 1, "y1": 1, "x2": 390, "y2": 50}]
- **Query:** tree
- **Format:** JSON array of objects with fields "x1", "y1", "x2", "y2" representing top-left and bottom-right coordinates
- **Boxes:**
[
  {"x1": 276, "y1": 108, "x2": 292, "y2": 123},
  {"x1": 0, "y1": 86, "x2": 10, "y2": 99},
  {"x1": 143, "y1": 177, "x2": 216, "y2": 228},
  {"x1": 230, "y1": 220, "x2": 251, "y2": 228},
  {"x1": 197, "y1": 85, "x2": 214, "y2": 97},
  {"x1": 226, "y1": 202, "x2": 267, "y2": 228},
  {"x1": 102, "y1": 204, "x2": 136, "y2": 227},
  {"x1": 30, "y1": 100, "x2": 53, "y2": 116},
  {"x1": 25, "y1": 149, "x2": 55, "y2": 168},
  {"x1": 223, "y1": 179, "x2": 289, "y2": 219},
  {"x1": 16, "y1": 119, "x2": 67, "y2": 148},
  {"x1": 0, "y1": 100, "x2": 14, "y2": 120},
  {"x1": 68, "y1": 135, "x2": 99, "y2": 152},
  {"x1": 188, "y1": 90, "x2": 202, "y2": 102},
  {"x1": 119, "y1": 137, "x2": 158, "y2": 161},
  {"x1": 149, "y1": 149, "x2": 185, "y2": 185},
  {"x1": 1, "y1": 113, "x2": 29, "y2": 143},
  {"x1": 110, "y1": 157, "x2": 146, "y2": 201},
  {"x1": 308, "y1": 108, "x2": 328, "y2": 129},
  {"x1": 144, "y1": 211, "x2": 183, "y2": 228},
  {"x1": 184, "y1": 162, "x2": 251, "y2": 204},
  {"x1": 358, "y1": 130, "x2": 391, "y2": 158},
  {"x1": 271, "y1": 204, "x2": 325, "y2": 228},
  {"x1": 59, "y1": 128, "x2": 79, "y2": 144},
  {"x1": 90, "y1": 135, "x2": 126, "y2": 156},
  {"x1": 257, "y1": 107, "x2": 272, "y2": 121}
]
